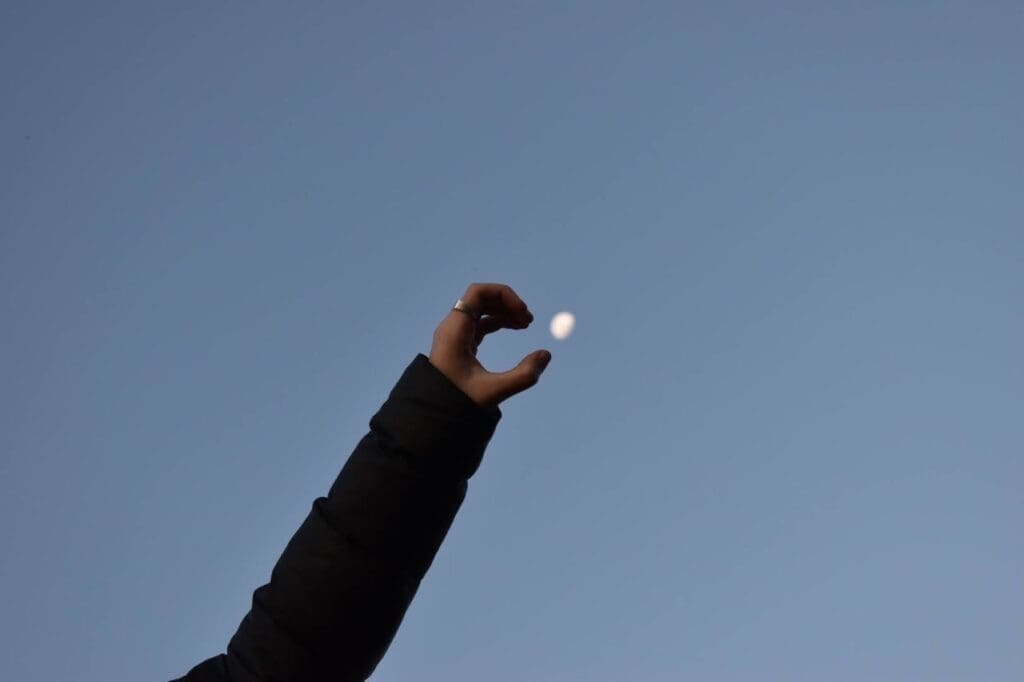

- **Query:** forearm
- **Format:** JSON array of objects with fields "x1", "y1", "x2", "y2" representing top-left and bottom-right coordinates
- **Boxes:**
[
  {"x1": 174, "y1": 354, "x2": 501, "y2": 681},
  {"x1": 225, "y1": 432, "x2": 470, "y2": 680}
]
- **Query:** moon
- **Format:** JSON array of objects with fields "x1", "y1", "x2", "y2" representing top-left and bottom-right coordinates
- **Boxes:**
[{"x1": 550, "y1": 311, "x2": 575, "y2": 340}]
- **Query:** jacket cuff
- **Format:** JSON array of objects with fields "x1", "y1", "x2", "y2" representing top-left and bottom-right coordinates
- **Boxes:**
[{"x1": 369, "y1": 354, "x2": 502, "y2": 481}]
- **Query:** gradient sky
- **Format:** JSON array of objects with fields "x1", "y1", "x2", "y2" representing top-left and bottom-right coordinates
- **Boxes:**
[{"x1": 2, "y1": 3, "x2": 1022, "y2": 680}]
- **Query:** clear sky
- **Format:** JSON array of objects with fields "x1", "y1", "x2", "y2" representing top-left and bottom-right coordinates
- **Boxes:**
[{"x1": 2, "y1": 3, "x2": 1021, "y2": 680}]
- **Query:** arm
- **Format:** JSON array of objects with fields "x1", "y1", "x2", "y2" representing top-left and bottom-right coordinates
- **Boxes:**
[{"x1": 174, "y1": 283, "x2": 552, "y2": 681}]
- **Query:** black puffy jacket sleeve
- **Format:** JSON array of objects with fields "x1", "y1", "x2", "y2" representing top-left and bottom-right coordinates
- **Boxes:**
[{"x1": 173, "y1": 353, "x2": 502, "y2": 681}]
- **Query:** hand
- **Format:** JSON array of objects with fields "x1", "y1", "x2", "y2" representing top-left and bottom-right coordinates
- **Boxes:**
[{"x1": 429, "y1": 283, "x2": 553, "y2": 408}]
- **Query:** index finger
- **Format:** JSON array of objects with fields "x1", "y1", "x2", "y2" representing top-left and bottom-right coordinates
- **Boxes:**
[{"x1": 463, "y1": 283, "x2": 533, "y2": 322}]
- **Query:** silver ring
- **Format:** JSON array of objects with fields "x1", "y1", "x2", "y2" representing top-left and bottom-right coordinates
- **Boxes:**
[{"x1": 452, "y1": 298, "x2": 481, "y2": 322}]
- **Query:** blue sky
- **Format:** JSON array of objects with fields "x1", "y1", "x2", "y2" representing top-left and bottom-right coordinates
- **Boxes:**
[{"x1": 2, "y1": 3, "x2": 1021, "y2": 680}]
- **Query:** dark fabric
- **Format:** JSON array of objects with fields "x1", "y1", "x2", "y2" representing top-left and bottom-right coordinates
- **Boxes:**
[{"x1": 173, "y1": 354, "x2": 502, "y2": 681}]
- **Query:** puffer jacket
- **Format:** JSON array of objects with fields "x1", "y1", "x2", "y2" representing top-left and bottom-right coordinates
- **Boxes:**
[{"x1": 174, "y1": 353, "x2": 502, "y2": 680}]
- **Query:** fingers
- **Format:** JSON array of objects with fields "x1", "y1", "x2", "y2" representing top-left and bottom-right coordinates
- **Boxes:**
[
  {"x1": 477, "y1": 349, "x2": 553, "y2": 406},
  {"x1": 473, "y1": 315, "x2": 505, "y2": 347},
  {"x1": 470, "y1": 315, "x2": 522, "y2": 355},
  {"x1": 462, "y1": 283, "x2": 534, "y2": 326},
  {"x1": 437, "y1": 283, "x2": 535, "y2": 366}
]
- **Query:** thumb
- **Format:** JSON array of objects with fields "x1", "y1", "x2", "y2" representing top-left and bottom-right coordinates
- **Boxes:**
[{"x1": 485, "y1": 349, "x2": 552, "y2": 404}]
